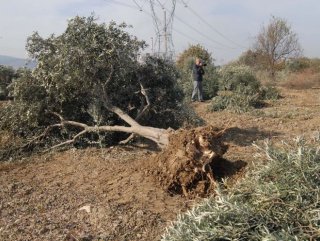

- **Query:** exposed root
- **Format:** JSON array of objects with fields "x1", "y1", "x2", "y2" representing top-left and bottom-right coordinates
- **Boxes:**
[{"x1": 153, "y1": 125, "x2": 235, "y2": 198}]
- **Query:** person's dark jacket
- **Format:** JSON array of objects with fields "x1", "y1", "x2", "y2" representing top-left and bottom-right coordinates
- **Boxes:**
[{"x1": 192, "y1": 64, "x2": 205, "y2": 82}]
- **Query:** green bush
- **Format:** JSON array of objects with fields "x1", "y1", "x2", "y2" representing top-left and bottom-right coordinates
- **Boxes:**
[
  {"x1": 217, "y1": 65, "x2": 260, "y2": 92},
  {"x1": 162, "y1": 135, "x2": 320, "y2": 240},
  {"x1": 260, "y1": 85, "x2": 281, "y2": 100},
  {"x1": 210, "y1": 65, "x2": 281, "y2": 113},
  {"x1": 210, "y1": 65, "x2": 270, "y2": 113},
  {"x1": 0, "y1": 65, "x2": 17, "y2": 100},
  {"x1": 286, "y1": 57, "x2": 311, "y2": 72},
  {"x1": 285, "y1": 57, "x2": 320, "y2": 74},
  {"x1": 210, "y1": 89, "x2": 260, "y2": 114}
]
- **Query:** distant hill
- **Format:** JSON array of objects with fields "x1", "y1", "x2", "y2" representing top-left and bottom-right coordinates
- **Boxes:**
[{"x1": 0, "y1": 55, "x2": 36, "y2": 69}]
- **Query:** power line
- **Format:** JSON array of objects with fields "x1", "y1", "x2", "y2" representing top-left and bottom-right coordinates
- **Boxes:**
[
  {"x1": 106, "y1": 0, "x2": 168, "y2": 56},
  {"x1": 173, "y1": 14, "x2": 236, "y2": 49},
  {"x1": 106, "y1": 0, "x2": 238, "y2": 55},
  {"x1": 133, "y1": 0, "x2": 145, "y2": 11},
  {"x1": 106, "y1": 0, "x2": 139, "y2": 10},
  {"x1": 150, "y1": 0, "x2": 237, "y2": 49},
  {"x1": 172, "y1": 27, "x2": 198, "y2": 43},
  {"x1": 177, "y1": 0, "x2": 247, "y2": 49},
  {"x1": 172, "y1": 27, "x2": 236, "y2": 52}
]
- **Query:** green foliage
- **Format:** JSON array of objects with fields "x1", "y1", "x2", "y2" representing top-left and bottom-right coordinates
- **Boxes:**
[
  {"x1": 0, "y1": 65, "x2": 16, "y2": 99},
  {"x1": 0, "y1": 69, "x2": 47, "y2": 134},
  {"x1": 162, "y1": 136, "x2": 320, "y2": 240},
  {"x1": 260, "y1": 85, "x2": 281, "y2": 100},
  {"x1": 237, "y1": 49, "x2": 268, "y2": 70},
  {"x1": 217, "y1": 65, "x2": 260, "y2": 92},
  {"x1": 130, "y1": 55, "x2": 186, "y2": 129},
  {"x1": 0, "y1": 15, "x2": 194, "y2": 150},
  {"x1": 210, "y1": 65, "x2": 277, "y2": 113},
  {"x1": 176, "y1": 44, "x2": 213, "y2": 70},
  {"x1": 210, "y1": 90, "x2": 260, "y2": 114},
  {"x1": 286, "y1": 57, "x2": 311, "y2": 72},
  {"x1": 202, "y1": 66, "x2": 220, "y2": 100}
]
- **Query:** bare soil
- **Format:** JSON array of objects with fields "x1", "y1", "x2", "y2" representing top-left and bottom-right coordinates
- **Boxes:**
[{"x1": 0, "y1": 87, "x2": 319, "y2": 241}]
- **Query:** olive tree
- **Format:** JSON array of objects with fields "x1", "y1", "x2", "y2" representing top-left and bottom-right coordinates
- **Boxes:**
[
  {"x1": 0, "y1": 65, "x2": 16, "y2": 99},
  {"x1": 176, "y1": 44, "x2": 213, "y2": 70},
  {"x1": 255, "y1": 16, "x2": 301, "y2": 78},
  {"x1": 0, "y1": 15, "x2": 193, "y2": 150}
]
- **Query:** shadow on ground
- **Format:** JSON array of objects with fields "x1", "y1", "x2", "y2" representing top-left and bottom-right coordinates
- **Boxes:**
[
  {"x1": 222, "y1": 127, "x2": 281, "y2": 146},
  {"x1": 211, "y1": 157, "x2": 247, "y2": 181}
]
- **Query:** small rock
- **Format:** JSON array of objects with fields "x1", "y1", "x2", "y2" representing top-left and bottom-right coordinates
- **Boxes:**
[
  {"x1": 136, "y1": 210, "x2": 144, "y2": 217},
  {"x1": 78, "y1": 205, "x2": 91, "y2": 213}
]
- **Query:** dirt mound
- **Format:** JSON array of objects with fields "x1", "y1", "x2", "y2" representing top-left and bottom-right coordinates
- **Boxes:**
[{"x1": 153, "y1": 126, "x2": 243, "y2": 198}]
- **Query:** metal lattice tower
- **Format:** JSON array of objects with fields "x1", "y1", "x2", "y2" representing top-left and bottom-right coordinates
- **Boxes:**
[{"x1": 148, "y1": 0, "x2": 176, "y2": 60}]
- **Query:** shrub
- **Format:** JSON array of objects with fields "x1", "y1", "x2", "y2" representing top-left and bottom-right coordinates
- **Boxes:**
[
  {"x1": 286, "y1": 57, "x2": 311, "y2": 72},
  {"x1": 281, "y1": 69, "x2": 320, "y2": 89},
  {"x1": 0, "y1": 65, "x2": 17, "y2": 100},
  {"x1": 260, "y1": 85, "x2": 281, "y2": 100},
  {"x1": 162, "y1": 135, "x2": 320, "y2": 241},
  {"x1": 176, "y1": 44, "x2": 213, "y2": 70},
  {"x1": 210, "y1": 89, "x2": 260, "y2": 114},
  {"x1": 217, "y1": 65, "x2": 260, "y2": 92},
  {"x1": 309, "y1": 58, "x2": 320, "y2": 73},
  {"x1": 209, "y1": 65, "x2": 277, "y2": 113},
  {"x1": 281, "y1": 57, "x2": 320, "y2": 89}
]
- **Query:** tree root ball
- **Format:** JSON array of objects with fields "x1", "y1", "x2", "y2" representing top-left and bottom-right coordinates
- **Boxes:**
[{"x1": 154, "y1": 126, "x2": 232, "y2": 198}]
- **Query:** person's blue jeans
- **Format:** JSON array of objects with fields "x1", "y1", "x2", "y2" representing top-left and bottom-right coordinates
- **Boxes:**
[{"x1": 191, "y1": 81, "x2": 203, "y2": 101}]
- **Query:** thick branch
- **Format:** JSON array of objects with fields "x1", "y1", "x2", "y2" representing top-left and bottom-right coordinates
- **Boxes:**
[
  {"x1": 103, "y1": 101, "x2": 139, "y2": 127},
  {"x1": 120, "y1": 82, "x2": 151, "y2": 145},
  {"x1": 135, "y1": 82, "x2": 151, "y2": 121},
  {"x1": 47, "y1": 95, "x2": 170, "y2": 150},
  {"x1": 45, "y1": 109, "x2": 170, "y2": 151}
]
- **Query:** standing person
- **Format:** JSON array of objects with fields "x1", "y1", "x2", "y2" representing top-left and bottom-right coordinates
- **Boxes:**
[{"x1": 191, "y1": 57, "x2": 205, "y2": 102}]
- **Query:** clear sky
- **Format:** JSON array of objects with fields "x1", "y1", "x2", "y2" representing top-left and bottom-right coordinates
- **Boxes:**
[{"x1": 0, "y1": 0, "x2": 319, "y2": 64}]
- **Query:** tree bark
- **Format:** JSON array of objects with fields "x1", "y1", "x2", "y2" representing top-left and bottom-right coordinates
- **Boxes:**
[{"x1": 46, "y1": 102, "x2": 170, "y2": 151}]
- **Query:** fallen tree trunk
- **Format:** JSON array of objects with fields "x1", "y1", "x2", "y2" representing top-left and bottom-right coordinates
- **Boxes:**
[
  {"x1": 35, "y1": 104, "x2": 243, "y2": 198},
  {"x1": 46, "y1": 110, "x2": 170, "y2": 150}
]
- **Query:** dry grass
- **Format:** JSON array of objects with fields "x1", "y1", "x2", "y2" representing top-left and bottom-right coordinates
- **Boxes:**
[{"x1": 281, "y1": 68, "x2": 320, "y2": 89}]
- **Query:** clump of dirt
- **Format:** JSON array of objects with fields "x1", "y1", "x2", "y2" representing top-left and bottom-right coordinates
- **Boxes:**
[{"x1": 153, "y1": 126, "x2": 242, "y2": 198}]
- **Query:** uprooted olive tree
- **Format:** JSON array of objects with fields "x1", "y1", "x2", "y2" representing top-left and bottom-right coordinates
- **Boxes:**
[
  {"x1": 0, "y1": 16, "x2": 242, "y2": 197},
  {"x1": 1, "y1": 16, "x2": 193, "y2": 149}
]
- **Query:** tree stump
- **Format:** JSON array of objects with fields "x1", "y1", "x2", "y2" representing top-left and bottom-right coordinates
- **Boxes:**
[{"x1": 154, "y1": 126, "x2": 229, "y2": 197}]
